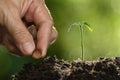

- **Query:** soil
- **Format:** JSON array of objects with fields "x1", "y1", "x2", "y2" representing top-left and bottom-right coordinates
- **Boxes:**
[{"x1": 12, "y1": 56, "x2": 120, "y2": 80}]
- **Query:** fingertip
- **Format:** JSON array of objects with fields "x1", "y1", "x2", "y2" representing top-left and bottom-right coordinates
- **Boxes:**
[
  {"x1": 32, "y1": 48, "x2": 47, "y2": 59},
  {"x1": 32, "y1": 49, "x2": 42, "y2": 59}
]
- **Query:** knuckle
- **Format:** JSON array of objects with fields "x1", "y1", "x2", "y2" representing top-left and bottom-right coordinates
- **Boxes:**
[
  {"x1": 39, "y1": 20, "x2": 53, "y2": 29},
  {"x1": 38, "y1": 0, "x2": 45, "y2": 4},
  {"x1": 48, "y1": 20, "x2": 54, "y2": 26},
  {"x1": 44, "y1": 20, "x2": 54, "y2": 28}
]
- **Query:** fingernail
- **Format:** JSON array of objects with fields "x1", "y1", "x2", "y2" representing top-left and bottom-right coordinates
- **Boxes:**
[
  {"x1": 50, "y1": 39, "x2": 56, "y2": 45},
  {"x1": 32, "y1": 50, "x2": 42, "y2": 59},
  {"x1": 32, "y1": 48, "x2": 47, "y2": 59},
  {"x1": 22, "y1": 42, "x2": 35, "y2": 55}
]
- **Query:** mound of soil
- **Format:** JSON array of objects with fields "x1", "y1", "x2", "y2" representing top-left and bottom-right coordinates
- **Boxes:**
[{"x1": 12, "y1": 56, "x2": 120, "y2": 80}]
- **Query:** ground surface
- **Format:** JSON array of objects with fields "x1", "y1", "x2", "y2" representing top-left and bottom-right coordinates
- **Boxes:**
[{"x1": 12, "y1": 56, "x2": 120, "y2": 80}]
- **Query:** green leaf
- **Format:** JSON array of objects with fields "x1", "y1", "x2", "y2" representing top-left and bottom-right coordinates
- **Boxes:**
[
  {"x1": 67, "y1": 22, "x2": 80, "y2": 32},
  {"x1": 82, "y1": 21, "x2": 93, "y2": 32},
  {"x1": 85, "y1": 25, "x2": 93, "y2": 32}
]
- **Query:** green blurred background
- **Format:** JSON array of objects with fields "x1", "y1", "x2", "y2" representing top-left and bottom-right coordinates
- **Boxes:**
[{"x1": 1, "y1": 0, "x2": 120, "y2": 79}]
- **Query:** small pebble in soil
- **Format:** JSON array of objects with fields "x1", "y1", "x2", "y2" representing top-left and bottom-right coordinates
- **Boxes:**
[{"x1": 12, "y1": 56, "x2": 120, "y2": 80}]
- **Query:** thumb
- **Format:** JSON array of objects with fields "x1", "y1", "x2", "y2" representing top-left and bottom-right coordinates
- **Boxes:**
[{"x1": 5, "y1": 13, "x2": 35, "y2": 56}]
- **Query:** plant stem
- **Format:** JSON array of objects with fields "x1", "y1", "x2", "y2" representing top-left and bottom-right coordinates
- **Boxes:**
[{"x1": 80, "y1": 25, "x2": 84, "y2": 61}]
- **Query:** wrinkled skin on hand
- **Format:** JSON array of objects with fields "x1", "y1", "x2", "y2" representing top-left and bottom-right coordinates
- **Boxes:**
[{"x1": 0, "y1": 0, "x2": 58, "y2": 59}]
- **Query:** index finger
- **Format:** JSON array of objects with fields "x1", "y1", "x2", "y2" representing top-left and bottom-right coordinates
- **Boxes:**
[{"x1": 31, "y1": 0, "x2": 53, "y2": 58}]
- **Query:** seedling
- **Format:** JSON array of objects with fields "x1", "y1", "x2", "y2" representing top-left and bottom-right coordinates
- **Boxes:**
[{"x1": 68, "y1": 21, "x2": 93, "y2": 61}]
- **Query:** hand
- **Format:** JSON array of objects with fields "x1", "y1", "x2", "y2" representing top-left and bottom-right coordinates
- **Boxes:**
[{"x1": 0, "y1": 0, "x2": 58, "y2": 59}]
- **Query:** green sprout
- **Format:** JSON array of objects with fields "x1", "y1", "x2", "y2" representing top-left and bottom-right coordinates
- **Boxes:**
[{"x1": 68, "y1": 21, "x2": 93, "y2": 61}]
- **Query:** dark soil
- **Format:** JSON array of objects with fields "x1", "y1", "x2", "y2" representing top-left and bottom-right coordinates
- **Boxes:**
[{"x1": 12, "y1": 56, "x2": 120, "y2": 80}]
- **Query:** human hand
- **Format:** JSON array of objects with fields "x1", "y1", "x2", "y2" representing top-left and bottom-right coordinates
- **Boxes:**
[{"x1": 0, "y1": 0, "x2": 58, "y2": 59}]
